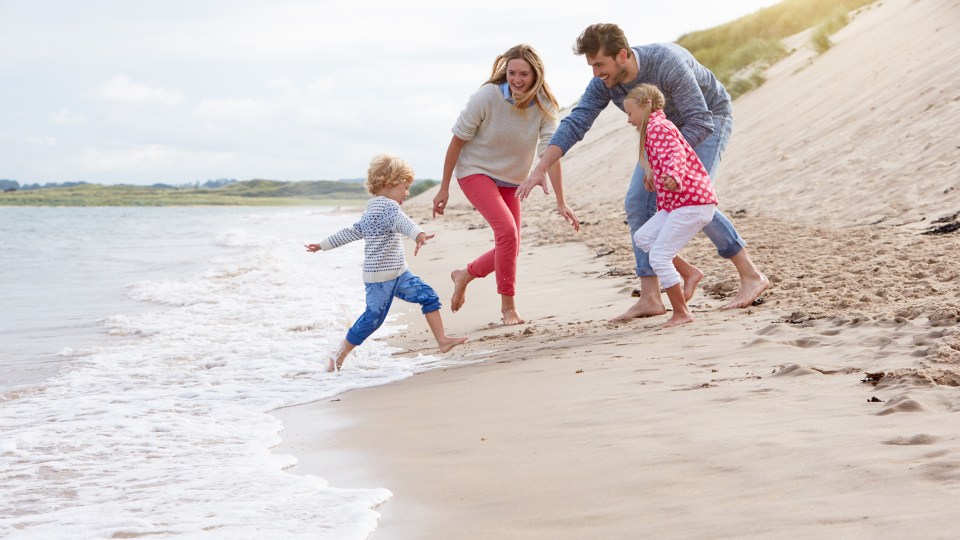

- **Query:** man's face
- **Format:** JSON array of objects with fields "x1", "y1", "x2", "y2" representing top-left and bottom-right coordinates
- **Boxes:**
[{"x1": 586, "y1": 49, "x2": 628, "y2": 88}]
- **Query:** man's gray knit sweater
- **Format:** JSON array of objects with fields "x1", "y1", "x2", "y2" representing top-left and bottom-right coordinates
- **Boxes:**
[
  {"x1": 550, "y1": 43, "x2": 733, "y2": 154},
  {"x1": 319, "y1": 196, "x2": 424, "y2": 283}
]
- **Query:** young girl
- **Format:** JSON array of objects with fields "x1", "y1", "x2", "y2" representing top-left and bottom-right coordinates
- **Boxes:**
[
  {"x1": 305, "y1": 154, "x2": 468, "y2": 371},
  {"x1": 623, "y1": 84, "x2": 718, "y2": 328},
  {"x1": 432, "y1": 44, "x2": 579, "y2": 326}
]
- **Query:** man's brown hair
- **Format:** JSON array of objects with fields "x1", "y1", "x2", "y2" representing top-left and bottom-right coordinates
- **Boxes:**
[{"x1": 574, "y1": 23, "x2": 631, "y2": 59}]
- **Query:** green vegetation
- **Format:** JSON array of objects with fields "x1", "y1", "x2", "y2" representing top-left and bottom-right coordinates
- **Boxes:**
[
  {"x1": 409, "y1": 179, "x2": 438, "y2": 198},
  {"x1": 0, "y1": 178, "x2": 441, "y2": 207},
  {"x1": 676, "y1": 0, "x2": 877, "y2": 98},
  {"x1": 811, "y1": 11, "x2": 852, "y2": 53}
]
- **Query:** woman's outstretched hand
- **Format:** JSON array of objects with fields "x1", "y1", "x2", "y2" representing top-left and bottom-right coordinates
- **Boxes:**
[
  {"x1": 432, "y1": 189, "x2": 449, "y2": 218},
  {"x1": 557, "y1": 203, "x2": 580, "y2": 232}
]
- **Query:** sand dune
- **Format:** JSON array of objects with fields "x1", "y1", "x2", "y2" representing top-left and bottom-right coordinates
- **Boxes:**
[{"x1": 275, "y1": 0, "x2": 960, "y2": 537}]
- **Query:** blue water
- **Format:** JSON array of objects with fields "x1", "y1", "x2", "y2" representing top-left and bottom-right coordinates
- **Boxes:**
[{"x1": 0, "y1": 206, "x2": 461, "y2": 538}]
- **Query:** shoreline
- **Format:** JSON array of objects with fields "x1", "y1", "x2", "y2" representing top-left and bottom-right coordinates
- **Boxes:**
[
  {"x1": 272, "y1": 1, "x2": 960, "y2": 535},
  {"x1": 272, "y1": 212, "x2": 960, "y2": 538}
]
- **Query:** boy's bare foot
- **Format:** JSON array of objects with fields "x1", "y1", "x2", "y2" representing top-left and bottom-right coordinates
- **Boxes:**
[
  {"x1": 501, "y1": 307, "x2": 525, "y2": 326},
  {"x1": 610, "y1": 298, "x2": 667, "y2": 322},
  {"x1": 663, "y1": 312, "x2": 694, "y2": 328},
  {"x1": 438, "y1": 336, "x2": 469, "y2": 353},
  {"x1": 721, "y1": 273, "x2": 770, "y2": 310},
  {"x1": 326, "y1": 358, "x2": 336, "y2": 373},
  {"x1": 681, "y1": 267, "x2": 704, "y2": 301},
  {"x1": 450, "y1": 269, "x2": 472, "y2": 312}
]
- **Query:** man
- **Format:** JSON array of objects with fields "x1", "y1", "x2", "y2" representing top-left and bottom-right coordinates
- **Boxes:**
[{"x1": 516, "y1": 23, "x2": 768, "y2": 320}]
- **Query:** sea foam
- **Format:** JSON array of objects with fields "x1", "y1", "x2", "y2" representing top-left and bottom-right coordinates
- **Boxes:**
[{"x1": 0, "y1": 207, "x2": 460, "y2": 538}]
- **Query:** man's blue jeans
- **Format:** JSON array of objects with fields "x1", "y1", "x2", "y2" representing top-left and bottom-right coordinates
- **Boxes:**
[
  {"x1": 346, "y1": 271, "x2": 441, "y2": 346},
  {"x1": 624, "y1": 114, "x2": 745, "y2": 277}
]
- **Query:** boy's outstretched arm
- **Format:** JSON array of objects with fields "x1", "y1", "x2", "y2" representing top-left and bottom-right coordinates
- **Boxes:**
[{"x1": 413, "y1": 232, "x2": 435, "y2": 256}]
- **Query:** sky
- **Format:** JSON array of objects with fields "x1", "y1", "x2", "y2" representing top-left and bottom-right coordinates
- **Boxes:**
[{"x1": 0, "y1": 0, "x2": 783, "y2": 185}]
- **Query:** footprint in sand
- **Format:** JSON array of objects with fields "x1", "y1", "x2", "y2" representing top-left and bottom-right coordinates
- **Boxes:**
[
  {"x1": 882, "y1": 434, "x2": 938, "y2": 445},
  {"x1": 876, "y1": 396, "x2": 926, "y2": 416}
]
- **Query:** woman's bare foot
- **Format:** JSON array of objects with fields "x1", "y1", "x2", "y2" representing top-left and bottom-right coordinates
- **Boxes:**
[
  {"x1": 450, "y1": 269, "x2": 473, "y2": 312},
  {"x1": 438, "y1": 335, "x2": 469, "y2": 353},
  {"x1": 501, "y1": 307, "x2": 525, "y2": 326},
  {"x1": 663, "y1": 312, "x2": 694, "y2": 328},
  {"x1": 610, "y1": 297, "x2": 667, "y2": 322},
  {"x1": 721, "y1": 273, "x2": 770, "y2": 310}
]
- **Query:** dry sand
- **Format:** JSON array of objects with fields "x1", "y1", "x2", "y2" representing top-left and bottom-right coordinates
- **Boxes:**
[{"x1": 275, "y1": 0, "x2": 960, "y2": 537}]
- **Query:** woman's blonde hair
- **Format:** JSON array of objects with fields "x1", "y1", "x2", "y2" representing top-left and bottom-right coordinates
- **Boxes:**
[
  {"x1": 624, "y1": 84, "x2": 666, "y2": 179},
  {"x1": 365, "y1": 154, "x2": 414, "y2": 196},
  {"x1": 485, "y1": 44, "x2": 560, "y2": 119}
]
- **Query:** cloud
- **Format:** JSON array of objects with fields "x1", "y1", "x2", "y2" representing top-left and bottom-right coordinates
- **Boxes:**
[
  {"x1": 48, "y1": 108, "x2": 85, "y2": 124},
  {"x1": 81, "y1": 144, "x2": 175, "y2": 172},
  {"x1": 196, "y1": 98, "x2": 280, "y2": 122},
  {"x1": 79, "y1": 144, "x2": 238, "y2": 176},
  {"x1": 98, "y1": 75, "x2": 184, "y2": 105},
  {"x1": 25, "y1": 136, "x2": 57, "y2": 146}
]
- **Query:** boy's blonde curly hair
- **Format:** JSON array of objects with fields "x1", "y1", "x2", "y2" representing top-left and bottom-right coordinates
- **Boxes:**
[{"x1": 365, "y1": 154, "x2": 415, "y2": 196}]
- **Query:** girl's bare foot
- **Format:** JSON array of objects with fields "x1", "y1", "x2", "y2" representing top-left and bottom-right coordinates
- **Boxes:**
[
  {"x1": 501, "y1": 307, "x2": 525, "y2": 326},
  {"x1": 681, "y1": 267, "x2": 703, "y2": 301},
  {"x1": 438, "y1": 335, "x2": 469, "y2": 353},
  {"x1": 450, "y1": 269, "x2": 473, "y2": 312},
  {"x1": 663, "y1": 312, "x2": 694, "y2": 328}
]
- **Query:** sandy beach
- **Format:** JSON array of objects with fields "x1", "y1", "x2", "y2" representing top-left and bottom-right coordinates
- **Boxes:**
[{"x1": 275, "y1": 0, "x2": 960, "y2": 537}]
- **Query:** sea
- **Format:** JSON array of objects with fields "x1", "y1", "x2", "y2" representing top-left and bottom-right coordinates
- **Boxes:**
[{"x1": 0, "y1": 206, "x2": 461, "y2": 539}]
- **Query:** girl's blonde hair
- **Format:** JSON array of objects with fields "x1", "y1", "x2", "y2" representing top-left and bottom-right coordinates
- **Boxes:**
[
  {"x1": 365, "y1": 154, "x2": 414, "y2": 196},
  {"x1": 485, "y1": 44, "x2": 560, "y2": 119},
  {"x1": 624, "y1": 84, "x2": 666, "y2": 179}
]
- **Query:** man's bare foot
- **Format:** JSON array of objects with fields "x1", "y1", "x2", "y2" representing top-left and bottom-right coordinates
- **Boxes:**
[
  {"x1": 663, "y1": 312, "x2": 694, "y2": 328},
  {"x1": 438, "y1": 336, "x2": 469, "y2": 353},
  {"x1": 681, "y1": 267, "x2": 704, "y2": 301},
  {"x1": 501, "y1": 307, "x2": 525, "y2": 326},
  {"x1": 450, "y1": 269, "x2": 472, "y2": 312},
  {"x1": 610, "y1": 297, "x2": 667, "y2": 322},
  {"x1": 721, "y1": 273, "x2": 770, "y2": 310}
]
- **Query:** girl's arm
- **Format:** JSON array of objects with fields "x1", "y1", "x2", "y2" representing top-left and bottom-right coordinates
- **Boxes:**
[
  {"x1": 651, "y1": 124, "x2": 689, "y2": 191},
  {"x1": 434, "y1": 135, "x2": 466, "y2": 218}
]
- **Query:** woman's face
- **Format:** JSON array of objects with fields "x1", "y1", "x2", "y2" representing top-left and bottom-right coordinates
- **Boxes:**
[{"x1": 506, "y1": 58, "x2": 535, "y2": 98}]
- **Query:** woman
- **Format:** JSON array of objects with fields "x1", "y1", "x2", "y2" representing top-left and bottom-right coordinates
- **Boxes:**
[{"x1": 433, "y1": 44, "x2": 579, "y2": 325}]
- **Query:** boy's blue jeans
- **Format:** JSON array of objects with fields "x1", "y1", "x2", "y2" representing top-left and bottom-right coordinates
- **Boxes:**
[
  {"x1": 346, "y1": 270, "x2": 441, "y2": 346},
  {"x1": 624, "y1": 114, "x2": 746, "y2": 277}
]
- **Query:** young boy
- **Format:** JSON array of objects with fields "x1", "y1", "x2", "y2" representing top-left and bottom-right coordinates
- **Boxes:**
[{"x1": 305, "y1": 154, "x2": 468, "y2": 371}]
